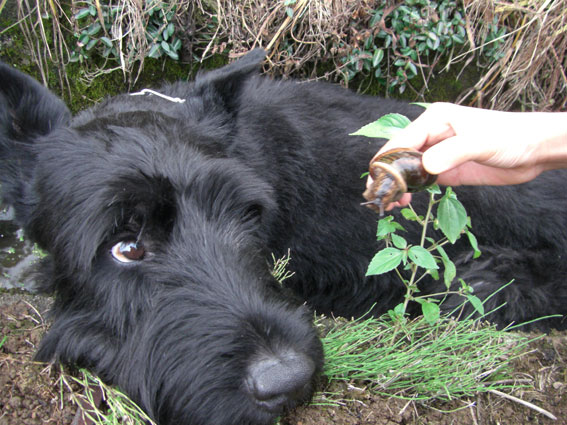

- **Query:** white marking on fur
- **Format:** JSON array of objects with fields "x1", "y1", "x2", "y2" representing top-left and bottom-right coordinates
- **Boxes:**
[{"x1": 129, "y1": 89, "x2": 186, "y2": 103}]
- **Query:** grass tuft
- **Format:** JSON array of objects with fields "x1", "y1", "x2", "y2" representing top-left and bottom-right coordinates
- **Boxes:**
[{"x1": 318, "y1": 313, "x2": 535, "y2": 402}]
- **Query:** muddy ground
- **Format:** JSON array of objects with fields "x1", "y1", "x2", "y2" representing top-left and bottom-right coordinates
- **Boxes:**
[{"x1": 0, "y1": 293, "x2": 566, "y2": 425}]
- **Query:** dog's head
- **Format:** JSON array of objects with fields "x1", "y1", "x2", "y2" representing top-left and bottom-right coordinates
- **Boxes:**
[{"x1": 0, "y1": 51, "x2": 323, "y2": 425}]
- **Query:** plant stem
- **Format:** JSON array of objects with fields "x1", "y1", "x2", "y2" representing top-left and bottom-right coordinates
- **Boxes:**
[{"x1": 402, "y1": 191, "x2": 436, "y2": 313}]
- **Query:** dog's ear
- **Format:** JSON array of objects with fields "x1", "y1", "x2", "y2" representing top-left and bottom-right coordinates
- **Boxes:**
[
  {"x1": 194, "y1": 49, "x2": 266, "y2": 110},
  {"x1": 0, "y1": 62, "x2": 71, "y2": 227}
]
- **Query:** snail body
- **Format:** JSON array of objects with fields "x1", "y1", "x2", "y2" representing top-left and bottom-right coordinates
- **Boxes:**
[{"x1": 362, "y1": 148, "x2": 437, "y2": 215}]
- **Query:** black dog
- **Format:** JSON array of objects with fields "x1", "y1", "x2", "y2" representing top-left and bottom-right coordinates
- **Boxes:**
[{"x1": 1, "y1": 50, "x2": 566, "y2": 425}]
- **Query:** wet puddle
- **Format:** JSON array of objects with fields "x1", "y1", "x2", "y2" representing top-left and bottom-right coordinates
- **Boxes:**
[{"x1": 0, "y1": 204, "x2": 40, "y2": 290}]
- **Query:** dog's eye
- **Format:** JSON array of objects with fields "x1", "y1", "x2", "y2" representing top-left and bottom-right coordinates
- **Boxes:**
[{"x1": 111, "y1": 241, "x2": 146, "y2": 263}]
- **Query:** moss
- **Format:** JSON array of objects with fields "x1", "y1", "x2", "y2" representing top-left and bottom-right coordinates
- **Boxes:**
[{"x1": 350, "y1": 59, "x2": 482, "y2": 104}]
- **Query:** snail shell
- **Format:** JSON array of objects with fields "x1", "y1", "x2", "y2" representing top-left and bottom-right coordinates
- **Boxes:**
[{"x1": 362, "y1": 148, "x2": 437, "y2": 215}]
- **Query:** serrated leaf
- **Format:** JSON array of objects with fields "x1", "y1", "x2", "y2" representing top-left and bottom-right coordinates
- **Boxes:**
[
  {"x1": 466, "y1": 294, "x2": 485, "y2": 316},
  {"x1": 400, "y1": 208, "x2": 421, "y2": 222},
  {"x1": 422, "y1": 301, "x2": 440, "y2": 325},
  {"x1": 436, "y1": 245, "x2": 456, "y2": 289},
  {"x1": 350, "y1": 113, "x2": 411, "y2": 139},
  {"x1": 366, "y1": 248, "x2": 404, "y2": 276},
  {"x1": 426, "y1": 183, "x2": 441, "y2": 194},
  {"x1": 465, "y1": 229, "x2": 482, "y2": 259},
  {"x1": 391, "y1": 233, "x2": 407, "y2": 249},
  {"x1": 438, "y1": 193, "x2": 467, "y2": 243},
  {"x1": 376, "y1": 216, "x2": 405, "y2": 239},
  {"x1": 408, "y1": 246, "x2": 438, "y2": 270}
]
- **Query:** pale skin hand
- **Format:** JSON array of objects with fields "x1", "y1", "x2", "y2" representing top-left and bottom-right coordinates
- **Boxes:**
[{"x1": 366, "y1": 103, "x2": 567, "y2": 210}]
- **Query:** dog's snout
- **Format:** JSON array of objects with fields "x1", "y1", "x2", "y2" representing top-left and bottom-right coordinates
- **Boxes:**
[{"x1": 246, "y1": 351, "x2": 315, "y2": 412}]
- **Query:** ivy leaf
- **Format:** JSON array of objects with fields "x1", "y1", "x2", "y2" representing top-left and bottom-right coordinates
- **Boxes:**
[
  {"x1": 438, "y1": 190, "x2": 467, "y2": 243},
  {"x1": 408, "y1": 246, "x2": 438, "y2": 270},
  {"x1": 366, "y1": 248, "x2": 404, "y2": 276},
  {"x1": 350, "y1": 113, "x2": 411, "y2": 139}
]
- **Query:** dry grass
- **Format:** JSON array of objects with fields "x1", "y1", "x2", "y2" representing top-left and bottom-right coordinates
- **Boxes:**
[
  {"x1": 5, "y1": 1, "x2": 566, "y2": 110},
  {"x1": 455, "y1": 0, "x2": 567, "y2": 111},
  {"x1": 11, "y1": 0, "x2": 192, "y2": 90},
  {"x1": 192, "y1": 0, "x2": 371, "y2": 80}
]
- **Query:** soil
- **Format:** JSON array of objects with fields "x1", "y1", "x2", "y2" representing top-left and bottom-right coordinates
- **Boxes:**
[{"x1": 1, "y1": 293, "x2": 566, "y2": 425}]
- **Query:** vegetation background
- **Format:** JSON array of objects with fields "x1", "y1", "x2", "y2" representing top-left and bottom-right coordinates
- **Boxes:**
[
  {"x1": 0, "y1": 1, "x2": 566, "y2": 425},
  {"x1": 1, "y1": 0, "x2": 566, "y2": 112}
]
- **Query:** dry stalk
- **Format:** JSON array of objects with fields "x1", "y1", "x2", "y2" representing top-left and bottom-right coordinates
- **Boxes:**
[
  {"x1": 456, "y1": 0, "x2": 567, "y2": 111},
  {"x1": 195, "y1": 0, "x2": 375, "y2": 79}
]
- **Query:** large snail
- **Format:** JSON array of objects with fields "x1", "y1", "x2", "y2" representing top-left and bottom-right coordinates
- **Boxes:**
[{"x1": 362, "y1": 148, "x2": 437, "y2": 215}]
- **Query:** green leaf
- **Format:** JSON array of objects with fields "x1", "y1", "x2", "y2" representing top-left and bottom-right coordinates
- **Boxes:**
[
  {"x1": 74, "y1": 8, "x2": 91, "y2": 20},
  {"x1": 391, "y1": 233, "x2": 407, "y2": 249},
  {"x1": 171, "y1": 38, "x2": 182, "y2": 51},
  {"x1": 161, "y1": 40, "x2": 171, "y2": 53},
  {"x1": 350, "y1": 113, "x2": 412, "y2": 139},
  {"x1": 372, "y1": 48, "x2": 384, "y2": 67},
  {"x1": 85, "y1": 38, "x2": 98, "y2": 51},
  {"x1": 78, "y1": 32, "x2": 90, "y2": 46},
  {"x1": 421, "y1": 301, "x2": 440, "y2": 325},
  {"x1": 436, "y1": 245, "x2": 456, "y2": 289},
  {"x1": 438, "y1": 191, "x2": 467, "y2": 243},
  {"x1": 400, "y1": 207, "x2": 422, "y2": 222},
  {"x1": 408, "y1": 246, "x2": 438, "y2": 270},
  {"x1": 148, "y1": 43, "x2": 161, "y2": 58},
  {"x1": 410, "y1": 102, "x2": 431, "y2": 109},
  {"x1": 426, "y1": 183, "x2": 442, "y2": 195},
  {"x1": 466, "y1": 294, "x2": 485, "y2": 316},
  {"x1": 366, "y1": 248, "x2": 404, "y2": 276},
  {"x1": 376, "y1": 216, "x2": 405, "y2": 239},
  {"x1": 465, "y1": 229, "x2": 482, "y2": 259},
  {"x1": 100, "y1": 36, "x2": 113, "y2": 48},
  {"x1": 165, "y1": 49, "x2": 179, "y2": 60},
  {"x1": 86, "y1": 22, "x2": 101, "y2": 36}
]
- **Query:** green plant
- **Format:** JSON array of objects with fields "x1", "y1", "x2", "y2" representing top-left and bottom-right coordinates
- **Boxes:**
[
  {"x1": 59, "y1": 368, "x2": 157, "y2": 425},
  {"x1": 320, "y1": 313, "x2": 533, "y2": 401},
  {"x1": 354, "y1": 111, "x2": 482, "y2": 325},
  {"x1": 342, "y1": 0, "x2": 506, "y2": 94},
  {"x1": 70, "y1": 0, "x2": 183, "y2": 64}
]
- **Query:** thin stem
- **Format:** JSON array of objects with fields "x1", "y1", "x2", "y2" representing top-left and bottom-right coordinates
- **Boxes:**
[{"x1": 402, "y1": 191, "x2": 436, "y2": 312}]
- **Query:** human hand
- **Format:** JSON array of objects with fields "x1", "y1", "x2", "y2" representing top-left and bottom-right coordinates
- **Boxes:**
[{"x1": 366, "y1": 103, "x2": 567, "y2": 210}]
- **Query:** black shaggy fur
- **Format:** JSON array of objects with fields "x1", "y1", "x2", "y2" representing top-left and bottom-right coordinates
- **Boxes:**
[{"x1": 0, "y1": 50, "x2": 566, "y2": 425}]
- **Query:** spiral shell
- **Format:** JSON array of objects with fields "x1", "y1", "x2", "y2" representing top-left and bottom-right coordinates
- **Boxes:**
[{"x1": 362, "y1": 148, "x2": 436, "y2": 215}]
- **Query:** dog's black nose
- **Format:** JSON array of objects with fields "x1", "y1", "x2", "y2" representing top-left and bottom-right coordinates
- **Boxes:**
[{"x1": 246, "y1": 351, "x2": 315, "y2": 412}]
